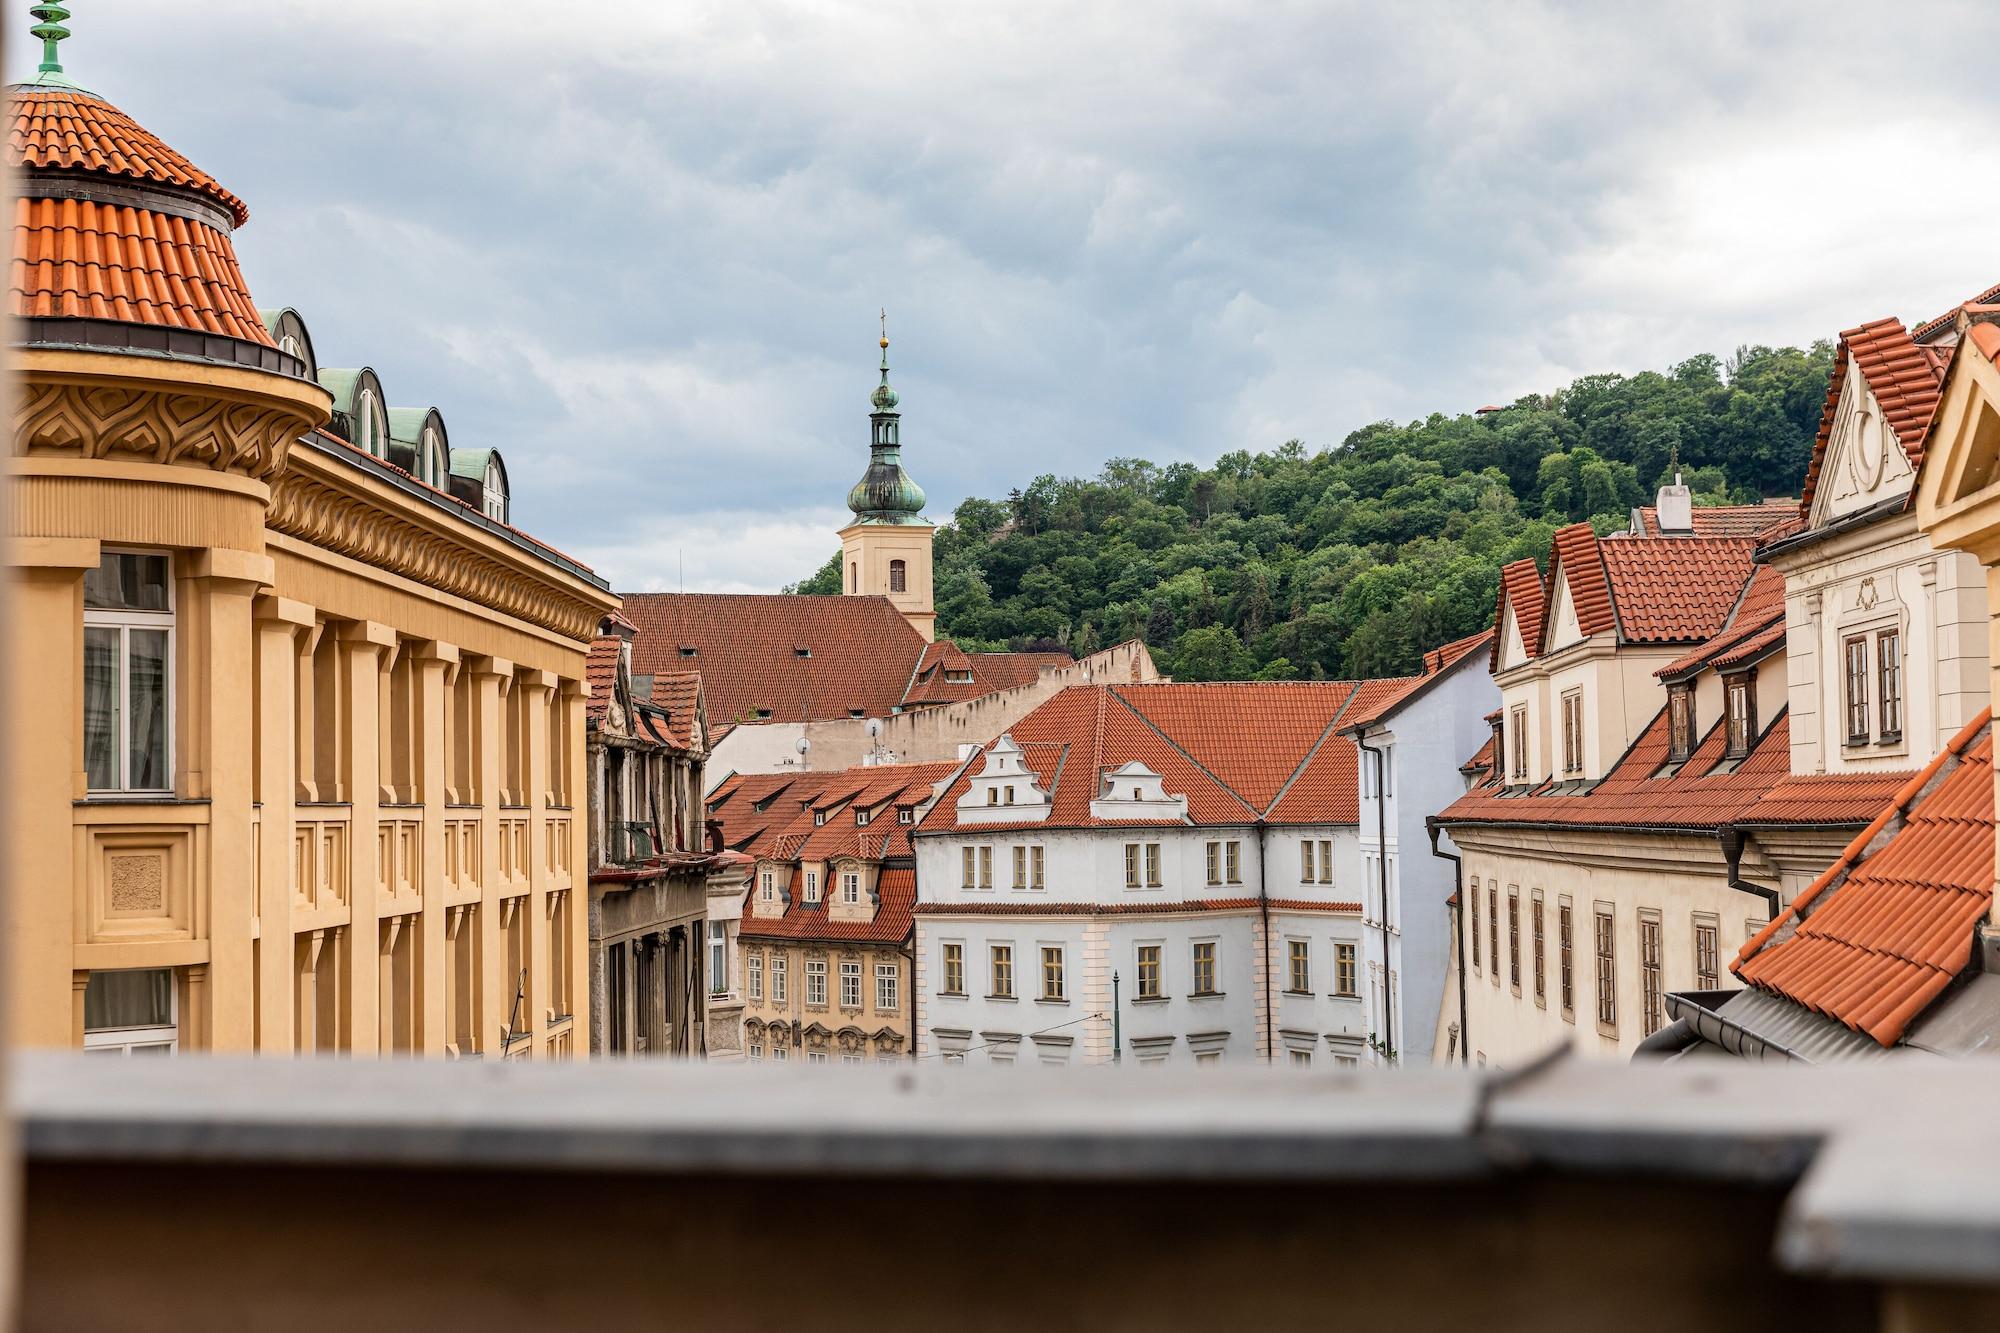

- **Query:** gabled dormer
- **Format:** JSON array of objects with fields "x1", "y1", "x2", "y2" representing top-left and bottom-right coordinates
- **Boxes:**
[
  {"x1": 1089, "y1": 760, "x2": 1188, "y2": 822},
  {"x1": 826, "y1": 855, "x2": 879, "y2": 923},
  {"x1": 955, "y1": 734, "x2": 1051, "y2": 824},
  {"x1": 1543, "y1": 569, "x2": 1585, "y2": 653},
  {"x1": 1807, "y1": 351, "x2": 1920, "y2": 529}
]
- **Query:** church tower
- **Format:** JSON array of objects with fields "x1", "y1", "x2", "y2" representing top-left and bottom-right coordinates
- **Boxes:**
[{"x1": 839, "y1": 318, "x2": 936, "y2": 640}]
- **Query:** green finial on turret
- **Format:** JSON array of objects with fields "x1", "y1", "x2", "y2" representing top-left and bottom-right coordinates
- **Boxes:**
[{"x1": 31, "y1": 3, "x2": 71, "y2": 76}]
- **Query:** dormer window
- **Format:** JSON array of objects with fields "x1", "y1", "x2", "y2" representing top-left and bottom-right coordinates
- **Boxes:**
[
  {"x1": 1668, "y1": 684, "x2": 1694, "y2": 763},
  {"x1": 945, "y1": 669, "x2": 973, "y2": 683},
  {"x1": 1725, "y1": 672, "x2": 1756, "y2": 759},
  {"x1": 420, "y1": 426, "x2": 447, "y2": 487},
  {"x1": 754, "y1": 708, "x2": 772, "y2": 720},
  {"x1": 357, "y1": 387, "x2": 386, "y2": 458},
  {"x1": 849, "y1": 708, "x2": 865, "y2": 719},
  {"x1": 680, "y1": 646, "x2": 698, "y2": 657},
  {"x1": 898, "y1": 807, "x2": 913, "y2": 825},
  {"x1": 813, "y1": 810, "x2": 825, "y2": 826},
  {"x1": 855, "y1": 808, "x2": 871, "y2": 826},
  {"x1": 482, "y1": 456, "x2": 509, "y2": 522},
  {"x1": 1508, "y1": 704, "x2": 1528, "y2": 781},
  {"x1": 795, "y1": 646, "x2": 812, "y2": 658}
]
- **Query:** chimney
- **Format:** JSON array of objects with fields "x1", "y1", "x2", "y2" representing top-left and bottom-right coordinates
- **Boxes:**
[{"x1": 1656, "y1": 471, "x2": 1693, "y2": 534}]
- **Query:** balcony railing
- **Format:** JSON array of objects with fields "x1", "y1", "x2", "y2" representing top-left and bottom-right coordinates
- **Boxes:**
[{"x1": 610, "y1": 821, "x2": 660, "y2": 866}]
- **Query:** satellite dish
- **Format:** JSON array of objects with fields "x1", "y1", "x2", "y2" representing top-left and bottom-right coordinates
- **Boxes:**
[
  {"x1": 865, "y1": 718, "x2": 884, "y2": 739},
  {"x1": 795, "y1": 736, "x2": 811, "y2": 755}
]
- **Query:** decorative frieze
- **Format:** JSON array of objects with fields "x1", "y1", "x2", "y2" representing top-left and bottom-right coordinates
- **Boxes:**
[{"x1": 16, "y1": 373, "x2": 315, "y2": 482}]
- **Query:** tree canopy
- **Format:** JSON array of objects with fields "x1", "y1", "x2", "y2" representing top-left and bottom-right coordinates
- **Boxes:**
[{"x1": 789, "y1": 343, "x2": 1833, "y2": 680}]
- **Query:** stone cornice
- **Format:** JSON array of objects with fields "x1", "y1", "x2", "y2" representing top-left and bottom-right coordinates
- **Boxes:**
[
  {"x1": 15, "y1": 347, "x2": 328, "y2": 482},
  {"x1": 267, "y1": 448, "x2": 614, "y2": 645}
]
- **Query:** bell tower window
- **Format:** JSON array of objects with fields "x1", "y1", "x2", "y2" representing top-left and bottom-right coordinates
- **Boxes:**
[{"x1": 889, "y1": 559, "x2": 907, "y2": 593}]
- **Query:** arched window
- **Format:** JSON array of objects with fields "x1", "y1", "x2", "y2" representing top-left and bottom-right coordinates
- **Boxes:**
[
  {"x1": 421, "y1": 427, "x2": 445, "y2": 487},
  {"x1": 849, "y1": 562, "x2": 857, "y2": 593},
  {"x1": 483, "y1": 457, "x2": 508, "y2": 522},
  {"x1": 889, "y1": 559, "x2": 907, "y2": 593},
  {"x1": 357, "y1": 388, "x2": 385, "y2": 457},
  {"x1": 280, "y1": 333, "x2": 301, "y2": 359}
]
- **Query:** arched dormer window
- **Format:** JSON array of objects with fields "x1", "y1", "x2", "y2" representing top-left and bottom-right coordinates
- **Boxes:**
[
  {"x1": 280, "y1": 333, "x2": 301, "y2": 358},
  {"x1": 359, "y1": 389, "x2": 386, "y2": 456},
  {"x1": 483, "y1": 456, "x2": 509, "y2": 522},
  {"x1": 889, "y1": 559, "x2": 907, "y2": 593},
  {"x1": 262, "y1": 308, "x2": 319, "y2": 381},
  {"x1": 421, "y1": 427, "x2": 446, "y2": 487}
]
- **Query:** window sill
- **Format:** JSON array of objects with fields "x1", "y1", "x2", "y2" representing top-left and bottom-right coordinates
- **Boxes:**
[
  {"x1": 1281, "y1": 989, "x2": 1313, "y2": 997},
  {"x1": 1187, "y1": 991, "x2": 1225, "y2": 1000},
  {"x1": 938, "y1": 992, "x2": 967, "y2": 999},
  {"x1": 1327, "y1": 992, "x2": 1360, "y2": 1001},
  {"x1": 1130, "y1": 995, "x2": 1169, "y2": 1006},
  {"x1": 1035, "y1": 997, "x2": 1070, "y2": 1006},
  {"x1": 984, "y1": 994, "x2": 1018, "y2": 1002}
]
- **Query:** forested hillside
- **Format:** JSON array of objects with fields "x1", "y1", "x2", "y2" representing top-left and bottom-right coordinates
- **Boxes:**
[{"x1": 790, "y1": 344, "x2": 1834, "y2": 680}]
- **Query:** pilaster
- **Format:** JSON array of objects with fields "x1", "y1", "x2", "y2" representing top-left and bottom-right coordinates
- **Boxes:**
[
  {"x1": 339, "y1": 620, "x2": 394, "y2": 1054},
  {"x1": 468, "y1": 656, "x2": 513, "y2": 1055},
  {"x1": 253, "y1": 594, "x2": 313, "y2": 1054},
  {"x1": 414, "y1": 641, "x2": 458, "y2": 1055}
]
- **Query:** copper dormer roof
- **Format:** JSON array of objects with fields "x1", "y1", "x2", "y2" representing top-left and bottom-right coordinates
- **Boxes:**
[{"x1": 8, "y1": 6, "x2": 284, "y2": 360}]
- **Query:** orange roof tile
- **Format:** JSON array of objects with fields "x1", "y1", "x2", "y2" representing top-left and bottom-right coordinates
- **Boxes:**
[
  {"x1": 10, "y1": 87, "x2": 249, "y2": 226},
  {"x1": 1597, "y1": 536, "x2": 1758, "y2": 644},
  {"x1": 900, "y1": 641, "x2": 1068, "y2": 707},
  {"x1": 1655, "y1": 564, "x2": 1786, "y2": 680},
  {"x1": 1912, "y1": 280, "x2": 2000, "y2": 342},
  {"x1": 1491, "y1": 559, "x2": 1545, "y2": 670},
  {"x1": 1629, "y1": 500, "x2": 1798, "y2": 539},
  {"x1": 1798, "y1": 317, "x2": 1945, "y2": 518},
  {"x1": 647, "y1": 670, "x2": 704, "y2": 752},
  {"x1": 1438, "y1": 705, "x2": 1791, "y2": 832},
  {"x1": 1548, "y1": 524, "x2": 1616, "y2": 638},
  {"x1": 1738, "y1": 770, "x2": 1917, "y2": 827},
  {"x1": 1341, "y1": 630, "x2": 1493, "y2": 734},
  {"x1": 1734, "y1": 712, "x2": 1993, "y2": 1047},
  {"x1": 739, "y1": 866, "x2": 920, "y2": 944},
  {"x1": 584, "y1": 636, "x2": 621, "y2": 724}
]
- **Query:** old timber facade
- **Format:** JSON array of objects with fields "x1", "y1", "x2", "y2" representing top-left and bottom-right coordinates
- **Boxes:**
[{"x1": 3, "y1": 69, "x2": 616, "y2": 1056}]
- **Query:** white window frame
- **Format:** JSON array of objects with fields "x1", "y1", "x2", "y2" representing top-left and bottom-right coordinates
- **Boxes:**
[
  {"x1": 1041, "y1": 945, "x2": 1066, "y2": 1001},
  {"x1": 483, "y1": 457, "x2": 508, "y2": 522},
  {"x1": 839, "y1": 959, "x2": 862, "y2": 1009},
  {"x1": 83, "y1": 549, "x2": 175, "y2": 796},
  {"x1": 771, "y1": 954, "x2": 788, "y2": 1004},
  {"x1": 875, "y1": 961, "x2": 899, "y2": 1012},
  {"x1": 746, "y1": 952, "x2": 763, "y2": 1001},
  {"x1": 708, "y1": 928, "x2": 728, "y2": 995},
  {"x1": 806, "y1": 958, "x2": 828, "y2": 1007},
  {"x1": 80, "y1": 967, "x2": 179, "y2": 1056},
  {"x1": 841, "y1": 870, "x2": 860, "y2": 904}
]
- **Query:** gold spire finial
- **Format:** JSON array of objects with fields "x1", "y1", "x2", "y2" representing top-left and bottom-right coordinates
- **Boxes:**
[{"x1": 879, "y1": 307, "x2": 889, "y2": 350}]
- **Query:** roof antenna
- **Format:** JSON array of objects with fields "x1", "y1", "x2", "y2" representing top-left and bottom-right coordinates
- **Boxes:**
[{"x1": 30, "y1": 3, "x2": 71, "y2": 77}]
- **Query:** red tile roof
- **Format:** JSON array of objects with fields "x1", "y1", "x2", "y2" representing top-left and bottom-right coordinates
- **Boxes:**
[
  {"x1": 1491, "y1": 559, "x2": 1545, "y2": 670},
  {"x1": 1548, "y1": 523, "x2": 1617, "y2": 638},
  {"x1": 1738, "y1": 770, "x2": 1918, "y2": 827},
  {"x1": 739, "y1": 866, "x2": 919, "y2": 944},
  {"x1": 1597, "y1": 537, "x2": 1759, "y2": 644},
  {"x1": 620, "y1": 592, "x2": 1071, "y2": 726},
  {"x1": 10, "y1": 88, "x2": 249, "y2": 226},
  {"x1": 1734, "y1": 712, "x2": 1993, "y2": 1047},
  {"x1": 1439, "y1": 705, "x2": 1791, "y2": 833},
  {"x1": 1340, "y1": 630, "x2": 1493, "y2": 734},
  {"x1": 1629, "y1": 500, "x2": 1799, "y2": 539},
  {"x1": 647, "y1": 670, "x2": 705, "y2": 752},
  {"x1": 1912, "y1": 280, "x2": 2000, "y2": 342},
  {"x1": 1655, "y1": 564, "x2": 1786, "y2": 680},
  {"x1": 584, "y1": 636, "x2": 621, "y2": 724},
  {"x1": 1798, "y1": 317, "x2": 1946, "y2": 519}
]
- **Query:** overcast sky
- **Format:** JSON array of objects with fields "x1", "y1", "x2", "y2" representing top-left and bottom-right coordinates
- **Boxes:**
[{"x1": 25, "y1": 1, "x2": 2000, "y2": 591}]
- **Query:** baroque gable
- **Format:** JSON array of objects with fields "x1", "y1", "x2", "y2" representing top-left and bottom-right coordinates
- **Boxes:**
[{"x1": 1811, "y1": 359, "x2": 1916, "y2": 528}]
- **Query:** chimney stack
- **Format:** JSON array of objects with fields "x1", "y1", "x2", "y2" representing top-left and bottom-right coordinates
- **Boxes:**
[{"x1": 1656, "y1": 471, "x2": 1693, "y2": 534}]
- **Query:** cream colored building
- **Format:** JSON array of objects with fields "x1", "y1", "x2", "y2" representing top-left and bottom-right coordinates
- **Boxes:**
[{"x1": 3, "y1": 62, "x2": 615, "y2": 1057}]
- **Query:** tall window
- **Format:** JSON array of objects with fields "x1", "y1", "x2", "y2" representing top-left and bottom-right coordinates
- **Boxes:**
[
  {"x1": 978, "y1": 846, "x2": 993, "y2": 889},
  {"x1": 1206, "y1": 841, "x2": 1221, "y2": 885},
  {"x1": 709, "y1": 928, "x2": 728, "y2": 995},
  {"x1": 82, "y1": 968, "x2": 177, "y2": 1055},
  {"x1": 1136, "y1": 944, "x2": 1161, "y2": 999},
  {"x1": 357, "y1": 387, "x2": 385, "y2": 457},
  {"x1": 771, "y1": 954, "x2": 788, "y2": 1004},
  {"x1": 1470, "y1": 877, "x2": 1482, "y2": 971},
  {"x1": 876, "y1": 961, "x2": 899, "y2": 1012},
  {"x1": 942, "y1": 943, "x2": 964, "y2": 995},
  {"x1": 1507, "y1": 888, "x2": 1521, "y2": 989},
  {"x1": 1639, "y1": 913, "x2": 1663, "y2": 1036},
  {"x1": 1509, "y1": 704, "x2": 1528, "y2": 780},
  {"x1": 990, "y1": 944, "x2": 1014, "y2": 998},
  {"x1": 962, "y1": 847, "x2": 976, "y2": 889},
  {"x1": 1561, "y1": 690, "x2": 1583, "y2": 774},
  {"x1": 1191, "y1": 941, "x2": 1218, "y2": 995},
  {"x1": 1300, "y1": 841, "x2": 1315, "y2": 882},
  {"x1": 1878, "y1": 630, "x2": 1903, "y2": 740},
  {"x1": 1013, "y1": 845, "x2": 1028, "y2": 889},
  {"x1": 1224, "y1": 840, "x2": 1241, "y2": 884},
  {"x1": 839, "y1": 960, "x2": 862, "y2": 1009},
  {"x1": 1559, "y1": 903, "x2": 1575, "y2": 1018},
  {"x1": 1531, "y1": 892, "x2": 1546, "y2": 1004},
  {"x1": 747, "y1": 953, "x2": 763, "y2": 1001},
  {"x1": 1144, "y1": 843, "x2": 1162, "y2": 887},
  {"x1": 1317, "y1": 840, "x2": 1332, "y2": 884},
  {"x1": 1725, "y1": 674, "x2": 1756, "y2": 758},
  {"x1": 482, "y1": 457, "x2": 508, "y2": 522},
  {"x1": 806, "y1": 958, "x2": 827, "y2": 1007},
  {"x1": 888, "y1": 559, "x2": 907, "y2": 592},
  {"x1": 1041, "y1": 946, "x2": 1066, "y2": 1001},
  {"x1": 1126, "y1": 843, "x2": 1142, "y2": 888},
  {"x1": 1334, "y1": 942, "x2": 1357, "y2": 997},
  {"x1": 83, "y1": 551, "x2": 173, "y2": 793},
  {"x1": 1694, "y1": 917, "x2": 1719, "y2": 990},
  {"x1": 1031, "y1": 845, "x2": 1046, "y2": 890},
  {"x1": 1594, "y1": 907, "x2": 1617, "y2": 1029},
  {"x1": 420, "y1": 427, "x2": 446, "y2": 487},
  {"x1": 1287, "y1": 939, "x2": 1311, "y2": 993},
  {"x1": 1844, "y1": 636, "x2": 1870, "y2": 743},
  {"x1": 1488, "y1": 884, "x2": 1499, "y2": 983},
  {"x1": 1668, "y1": 685, "x2": 1695, "y2": 763},
  {"x1": 841, "y1": 871, "x2": 860, "y2": 904},
  {"x1": 803, "y1": 870, "x2": 821, "y2": 903}
]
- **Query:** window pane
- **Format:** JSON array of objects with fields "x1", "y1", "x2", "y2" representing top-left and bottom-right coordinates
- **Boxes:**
[
  {"x1": 127, "y1": 628, "x2": 170, "y2": 790},
  {"x1": 84, "y1": 968, "x2": 173, "y2": 1031},
  {"x1": 84, "y1": 552, "x2": 170, "y2": 611},
  {"x1": 84, "y1": 626, "x2": 122, "y2": 789}
]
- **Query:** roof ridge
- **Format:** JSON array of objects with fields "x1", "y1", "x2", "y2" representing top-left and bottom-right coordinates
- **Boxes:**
[{"x1": 1106, "y1": 686, "x2": 1262, "y2": 821}]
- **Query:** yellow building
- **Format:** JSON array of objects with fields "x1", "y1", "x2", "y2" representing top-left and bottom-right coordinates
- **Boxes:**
[{"x1": 2, "y1": 31, "x2": 616, "y2": 1056}]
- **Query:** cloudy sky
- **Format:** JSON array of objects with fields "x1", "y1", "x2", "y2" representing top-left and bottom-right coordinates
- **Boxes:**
[{"x1": 23, "y1": 1, "x2": 2000, "y2": 590}]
